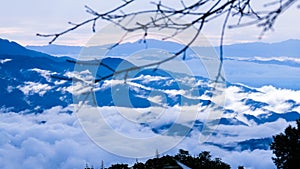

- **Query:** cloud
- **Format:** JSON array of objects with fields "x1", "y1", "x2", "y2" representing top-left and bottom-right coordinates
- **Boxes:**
[
  {"x1": 0, "y1": 28, "x2": 23, "y2": 35},
  {"x1": 30, "y1": 68, "x2": 53, "y2": 82},
  {"x1": 227, "y1": 56, "x2": 300, "y2": 64},
  {"x1": 17, "y1": 82, "x2": 52, "y2": 96},
  {"x1": 0, "y1": 106, "x2": 129, "y2": 169},
  {"x1": 248, "y1": 86, "x2": 300, "y2": 113},
  {"x1": 1, "y1": 81, "x2": 300, "y2": 168},
  {"x1": 0, "y1": 59, "x2": 12, "y2": 64},
  {"x1": 223, "y1": 85, "x2": 300, "y2": 118},
  {"x1": 0, "y1": 103, "x2": 292, "y2": 169}
]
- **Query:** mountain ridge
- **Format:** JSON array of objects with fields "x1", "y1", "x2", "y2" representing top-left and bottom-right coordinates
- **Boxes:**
[
  {"x1": 1, "y1": 37, "x2": 299, "y2": 123},
  {"x1": 26, "y1": 38, "x2": 300, "y2": 58},
  {"x1": 0, "y1": 38, "x2": 52, "y2": 58},
  {"x1": 1, "y1": 37, "x2": 300, "y2": 166}
]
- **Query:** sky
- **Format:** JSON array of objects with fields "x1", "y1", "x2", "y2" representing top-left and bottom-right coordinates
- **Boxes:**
[{"x1": 0, "y1": 0, "x2": 300, "y2": 46}]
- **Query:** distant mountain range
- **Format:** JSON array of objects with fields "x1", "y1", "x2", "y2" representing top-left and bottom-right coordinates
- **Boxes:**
[
  {"x1": 27, "y1": 39, "x2": 300, "y2": 58},
  {"x1": 1, "y1": 38, "x2": 300, "y2": 156},
  {"x1": 27, "y1": 44, "x2": 82, "y2": 57},
  {"x1": 220, "y1": 39, "x2": 300, "y2": 57},
  {"x1": 25, "y1": 39, "x2": 300, "y2": 90}
]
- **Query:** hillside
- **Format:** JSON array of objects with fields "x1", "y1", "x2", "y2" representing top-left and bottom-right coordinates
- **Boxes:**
[{"x1": 1, "y1": 38, "x2": 300, "y2": 168}]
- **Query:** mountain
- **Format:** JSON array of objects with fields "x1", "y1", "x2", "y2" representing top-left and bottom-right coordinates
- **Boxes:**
[
  {"x1": 26, "y1": 44, "x2": 82, "y2": 57},
  {"x1": 0, "y1": 38, "x2": 51, "y2": 57},
  {"x1": 26, "y1": 39, "x2": 192, "y2": 58},
  {"x1": 205, "y1": 137, "x2": 273, "y2": 151},
  {"x1": 221, "y1": 39, "x2": 300, "y2": 58},
  {"x1": 26, "y1": 39, "x2": 300, "y2": 90},
  {"x1": 0, "y1": 38, "x2": 135, "y2": 112},
  {"x1": 2, "y1": 37, "x2": 300, "y2": 120},
  {"x1": 26, "y1": 39, "x2": 300, "y2": 58},
  {"x1": 194, "y1": 39, "x2": 300, "y2": 58},
  {"x1": 1, "y1": 38, "x2": 300, "y2": 165}
]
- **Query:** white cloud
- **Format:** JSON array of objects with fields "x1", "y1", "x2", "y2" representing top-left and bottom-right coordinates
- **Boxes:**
[
  {"x1": 6, "y1": 86, "x2": 14, "y2": 93},
  {"x1": 292, "y1": 106, "x2": 300, "y2": 113},
  {"x1": 0, "y1": 59, "x2": 12, "y2": 64},
  {"x1": 30, "y1": 68, "x2": 53, "y2": 82},
  {"x1": 222, "y1": 85, "x2": 300, "y2": 120},
  {"x1": 0, "y1": 106, "x2": 129, "y2": 169},
  {"x1": 0, "y1": 103, "x2": 293, "y2": 169},
  {"x1": 17, "y1": 81, "x2": 52, "y2": 96},
  {"x1": 249, "y1": 86, "x2": 300, "y2": 113},
  {"x1": 226, "y1": 56, "x2": 300, "y2": 64},
  {"x1": 135, "y1": 75, "x2": 170, "y2": 84},
  {"x1": 2, "y1": 78, "x2": 300, "y2": 169},
  {"x1": 0, "y1": 28, "x2": 23, "y2": 35},
  {"x1": 54, "y1": 80, "x2": 67, "y2": 85}
]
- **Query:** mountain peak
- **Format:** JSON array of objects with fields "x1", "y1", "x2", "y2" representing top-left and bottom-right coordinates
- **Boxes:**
[
  {"x1": 0, "y1": 38, "x2": 50, "y2": 57},
  {"x1": 0, "y1": 38, "x2": 27, "y2": 55}
]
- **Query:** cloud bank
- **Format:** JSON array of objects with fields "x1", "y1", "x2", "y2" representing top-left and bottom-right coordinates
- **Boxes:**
[{"x1": 1, "y1": 73, "x2": 300, "y2": 168}]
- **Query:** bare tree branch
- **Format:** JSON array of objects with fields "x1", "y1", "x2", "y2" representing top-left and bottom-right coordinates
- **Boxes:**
[{"x1": 38, "y1": 0, "x2": 298, "y2": 91}]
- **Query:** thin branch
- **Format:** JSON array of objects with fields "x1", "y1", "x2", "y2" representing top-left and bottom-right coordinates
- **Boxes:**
[
  {"x1": 37, "y1": 0, "x2": 135, "y2": 44},
  {"x1": 216, "y1": 2, "x2": 233, "y2": 83},
  {"x1": 40, "y1": 0, "x2": 299, "y2": 96}
]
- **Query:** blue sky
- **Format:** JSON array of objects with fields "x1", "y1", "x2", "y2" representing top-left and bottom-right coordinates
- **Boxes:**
[{"x1": 0, "y1": 0, "x2": 299, "y2": 46}]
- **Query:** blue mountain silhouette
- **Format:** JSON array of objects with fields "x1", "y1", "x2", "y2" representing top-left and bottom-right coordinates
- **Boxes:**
[{"x1": 1, "y1": 38, "x2": 300, "y2": 151}]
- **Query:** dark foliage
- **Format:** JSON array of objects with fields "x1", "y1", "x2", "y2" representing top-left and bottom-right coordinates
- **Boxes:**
[
  {"x1": 144, "y1": 155, "x2": 181, "y2": 168},
  {"x1": 174, "y1": 149, "x2": 231, "y2": 169},
  {"x1": 108, "y1": 163, "x2": 130, "y2": 169},
  {"x1": 270, "y1": 119, "x2": 300, "y2": 169},
  {"x1": 133, "y1": 162, "x2": 146, "y2": 169},
  {"x1": 99, "y1": 149, "x2": 231, "y2": 169}
]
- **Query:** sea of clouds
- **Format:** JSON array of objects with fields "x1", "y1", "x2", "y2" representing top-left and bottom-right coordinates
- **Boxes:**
[{"x1": 1, "y1": 83, "x2": 299, "y2": 169}]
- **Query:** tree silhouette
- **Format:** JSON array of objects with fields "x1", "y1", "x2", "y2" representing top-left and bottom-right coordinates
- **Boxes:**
[
  {"x1": 270, "y1": 119, "x2": 300, "y2": 169},
  {"x1": 89, "y1": 149, "x2": 232, "y2": 169},
  {"x1": 133, "y1": 162, "x2": 146, "y2": 169},
  {"x1": 108, "y1": 163, "x2": 129, "y2": 169},
  {"x1": 145, "y1": 155, "x2": 180, "y2": 168},
  {"x1": 175, "y1": 149, "x2": 230, "y2": 169}
]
